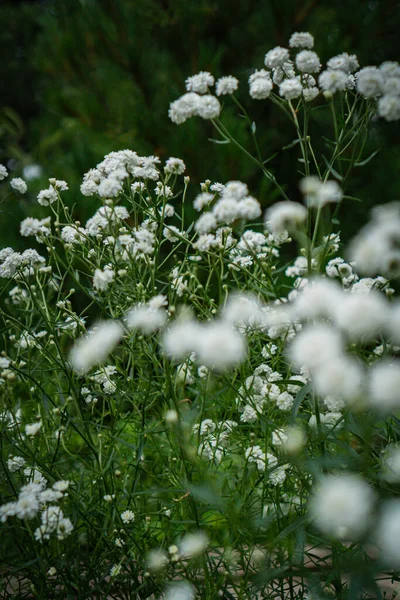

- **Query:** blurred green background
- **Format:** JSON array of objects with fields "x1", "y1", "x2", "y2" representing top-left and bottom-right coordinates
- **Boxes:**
[{"x1": 1, "y1": 0, "x2": 400, "y2": 249}]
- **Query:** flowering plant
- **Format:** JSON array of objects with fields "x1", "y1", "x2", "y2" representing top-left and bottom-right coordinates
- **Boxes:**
[{"x1": 1, "y1": 32, "x2": 400, "y2": 599}]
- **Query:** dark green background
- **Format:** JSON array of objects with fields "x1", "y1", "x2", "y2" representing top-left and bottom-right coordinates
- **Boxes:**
[{"x1": 1, "y1": 0, "x2": 400, "y2": 248}]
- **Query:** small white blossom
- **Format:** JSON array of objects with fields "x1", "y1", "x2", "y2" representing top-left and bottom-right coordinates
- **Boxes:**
[
  {"x1": 10, "y1": 178, "x2": 27, "y2": 194},
  {"x1": 216, "y1": 75, "x2": 239, "y2": 96},
  {"x1": 289, "y1": 32, "x2": 314, "y2": 49}
]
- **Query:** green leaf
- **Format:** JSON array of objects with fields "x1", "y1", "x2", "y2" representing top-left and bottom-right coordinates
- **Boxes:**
[
  {"x1": 282, "y1": 138, "x2": 301, "y2": 151},
  {"x1": 207, "y1": 137, "x2": 230, "y2": 144},
  {"x1": 291, "y1": 382, "x2": 312, "y2": 422},
  {"x1": 355, "y1": 148, "x2": 380, "y2": 167},
  {"x1": 322, "y1": 155, "x2": 343, "y2": 180}
]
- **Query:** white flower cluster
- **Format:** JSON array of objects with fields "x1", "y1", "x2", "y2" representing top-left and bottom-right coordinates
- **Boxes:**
[
  {"x1": 194, "y1": 419, "x2": 238, "y2": 463},
  {"x1": 349, "y1": 202, "x2": 400, "y2": 276},
  {"x1": 80, "y1": 149, "x2": 185, "y2": 197},
  {"x1": 37, "y1": 179, "x2": 68, "y2": 206},
  {"x1": 169, "y1": 71, "x2": 240, "y2": 124},
  {"x1": 162, "y1": 315, "x2": 247, "y2": 371},
  {"x1": 237, "y1": 363, "x2": 307, "y2": 422},
  {"x1": 0, "y1": 468, "x2": 72, "y2": 542},
  {"x1": 0, "y1": 247, "x2": 46, "y2": 278},
  {"x1": 193, "y1": 180, "x2": 261, "y2": 234},
  {"x1": 20, "y1": 216, "x2": 51, "y2": 240}
]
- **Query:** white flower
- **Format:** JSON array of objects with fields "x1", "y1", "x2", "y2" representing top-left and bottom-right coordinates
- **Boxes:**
[
  {"x1": 168, "y1": 93, "x2": 200, "y2": 124},
  {"x1": 164, "y1": 157, "x2": 186, "y2": 174},
  {"x1": 164, "y1": 581, "x2": 195, "y2": 600},
  {"x1": 309, "y1": 474, "x2": 375, "y2": 539},
  {"x1": 265, "y1": 46, "x2": 290, "y2": 69},
  {"x1": 121, "y1": 510, "x2": 135, "y2": 523},
  {"x1": 23, "y1": 164, "x2": 42, "y2": 180},
  {"x1": 327, "y1": 52, "x2": 359, "y2": 73},
  {"x1": 37, "y1": 186, "x2": 58, "y2": 206},
  {"x1": 93, "y1": 268, "x2": 115, "y2": 292},
  {"x1": 127, "y1": 304, "x2": 166, "y2": 334},
  {"x1": 162, "y1": 319, "x2": 202, "y2": 360},
  {"x1": 179, "y1": 531, "x2": 209, "y2": 559},
  {"x1": 185, "y1": 71, "x2": 214, "y2": 94},
  {"x1": 195, "y1": 321, "x2": 247, "y2": 371},
  {"x1": 279, "y1": 77, "x2": 302, "y2": 100},
  {"x1": 377, "y1": 95, "x2": 400, "y2": 122},
  {"x1": 69, "y1": 321, "x2": 123, "y2": 374},
  {"x1": 195, "y1": 212, "x2": 217, "y2": 233},
  {"x1": 163, "y1": 225, "x2": 181, "y2": 242},
  {"x1": 331, "y1": 291, "x2": 388, "y2": 341},
  {"x1": 7, "y1": 456, "x2": 26, "y2": 472},
  {"x1": 249, "y1": 76, "x2": 273, "y2": 99},
  {"x1": 380, "y1": 61, "x2": 400, "y2": 78},
  {"x1": 265, "y1": 201, "x2": 307, "y2": 234},
  {"x1": 10, "y1": 178, "x2": 27, "y2": 194},
  {"x1": 282, "y1": 426, "x2": 306, "y2": 454},
  {"x1": 312, "y1": 356, "x2": 364, "y2": 401},
  {"x1": 193, "y1": 192, "x2": 213, "y2": 211},
  {"x1": 0, "y1": 164, "x2": 8, "y2": 180},
  {"x1": 222, "y1": 293, "x2": 265, "y2": 330},
  {"x1": 356, "y1": 66, "x2": 385, "y2": 98},
  {"x1": 295, "y1": 50, "x2": 321, "y2": 73},
  {"x1": 382, "y1": 446, "x2": 400, "y2": 483},
  {"x1": 300, "y1": 176, "x2": 342, "y2": 207},
  {"x1": 303, "y1": 86, "x2": 319, "y2": 102},
  {"x1": 25, "y1": 421, "x2": 42, "y2": 436},
  {"x1": 289, "y1": 32, "x2": 314, "y2": 49},
  {"x1": 147, "y1": 548, "x2": 169, "y2": 572},
  {"x1": 369, "y1": 360, "x2": 400, "y2": 411},
  {"x1": 197, "y1": 95, "x2": 221, "y2": 119},
  {"x1": 216, "y1": 75, "x2": 239, "y2": 96},
  {"x1": 293, "y1": 278, "x2": 343, "y2": 320},
  {"x1": 319, "y1": 69, "x2": 348, "y2": 93},
  {"x1": 289, "y1": 324, "x2": 344, "y2": 370},
  {"x1": 20, "y1": 217, "x2": 51, "y2": 239}
]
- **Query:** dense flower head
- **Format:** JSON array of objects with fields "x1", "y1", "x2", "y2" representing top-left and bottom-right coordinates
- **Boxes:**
[
  {"x1": 356, "y1": 66, "x2": 385, "y2": 98},
  {"x1": 10, "y1": 177, "x2": 27, "y2": 194},
  {"x1": 327, "y1": 52, "x2": 359, "y2": 73},
  {"x1": 265, "y1": 201, "x2": 307, "y2": 235},
  {"x1": 69, "y1": 321, "x2": 123, "y2": 374},
  {"x1": 279, "y1": 77, "x2": 302, "y2": 100},
  {"x1": 295, "y1": 50, "x2": 321, "y2": 73},
  {"x1": 309, "y1": 474, "x2": 375, "y2": 539},
  {"x1": 185, "y1": 71, "x2": 215, "y2": 94},
  {"x1": 319, "y1": 69, "x2": 348, "y2": 93},
  {"x1": 0, "y1": 164, "x2": 8, "y2": 180},
  {"x1": 216, "y1": 75, "x2": 239, "y2": 96},
  {"x1": 265, "y1": 46, "x2": 290, "y2": 69},
  {"x1": 289, "y1": 31, "x2": 314, "y2": 49}
]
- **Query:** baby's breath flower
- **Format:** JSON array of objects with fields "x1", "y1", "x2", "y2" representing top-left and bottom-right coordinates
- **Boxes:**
[
  {"x1": 164, "y1": 157, "x2": 186, "y2": 174},
  {"x1": 279, "y1": 77, "x2": 302, "y2": 100},
  {"x1": 25, "y1": 421, "x2": 42, "y2": 436},
  {"x1": 185, "y1": 71, "x2": 214, "y2": 94},
  {"x1": 69, "y1": 321, "x2": 123, "y2": 374},
  {"x1": 265, "y1": 201, "x2": 306, "y2": 235},
  {"x1": 265, "y1": 46, "x2": 290, "y2": 69},
  {"x1": 0, "y1": 164, "x2": 8, "y2": 180},
  {"x1": 215, "y1": 75, "x2": 239, "y2": 96},
  {"x1": 319, "y1": 69, "x2": 348, "y2": 93},
  {"x1": 10, "y1": 178, "x2": 27, "y2": 194},
  {"x1": 289, "y1": 31, "x2": 314, "y2": 49},
  {"x1": 295, "y1": 50, "x2": 321, "y2": 73},
  {"x1": 179, "y1": 531, "x2": 209, "y2": 559},
  {"x1": 309, "y1": 474, "x2": 375, "y2": 539}
]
